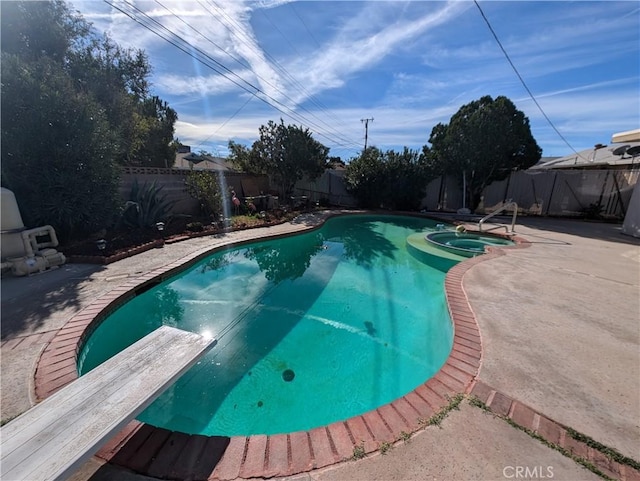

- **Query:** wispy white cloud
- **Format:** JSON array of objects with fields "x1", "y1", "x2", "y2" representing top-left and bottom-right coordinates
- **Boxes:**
[
  {"x1": 72, "y1": 1, "x2": 639, "y2": 158},
  {"x1": 252, "y1": 0, "x2": 295, "y2": 10},
  {"x1": 284, "y1": 2, "x2": 469, "y2": 104},
  {"x1": 522, "y1": 87, "x2": 639, "y2": 131},
  {"x1": 203, "y1": 1, "x2": 291, "y2": 105},
  {"x1": 155, "y1": 71, "x2": 253, "y2": 96},
  {"x1": 533, "y1": 78, "x2": 638, "y2": 100},
  {"x1": 176, "y1": 77, "x2": 639, "y2": 158}
]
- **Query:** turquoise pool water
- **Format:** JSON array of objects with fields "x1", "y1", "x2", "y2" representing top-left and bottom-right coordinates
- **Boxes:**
[{"x1": 77, "y1": 215, "x2": 455, "y2": 436}]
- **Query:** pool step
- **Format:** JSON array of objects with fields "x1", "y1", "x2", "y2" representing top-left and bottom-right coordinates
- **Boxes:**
[{"x1": 406, "y1": 233, "x2": 467, "y2": 272}]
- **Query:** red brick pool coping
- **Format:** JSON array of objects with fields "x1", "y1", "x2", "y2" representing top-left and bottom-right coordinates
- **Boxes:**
[
  {"x1": 469, "y1": 381, "x2": 640, "y2": 481},
  {"x1": 33, "y1": 223, "x2": 535, "y2": 480}
]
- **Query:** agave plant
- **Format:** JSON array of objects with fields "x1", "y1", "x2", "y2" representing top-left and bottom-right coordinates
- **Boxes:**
[{"x1": 121, "y1": 179, "x2": 173, "y2": 229}]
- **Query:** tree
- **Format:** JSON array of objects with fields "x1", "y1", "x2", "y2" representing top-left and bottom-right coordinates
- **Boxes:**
[
  {"x1": 344, "y1": 147, "x2": 435, "y2": 210},
  {"x1": 1, "y1": 2, "x2": 121, "y2": 240},
  {"x1": 132, "y1": 96, "x2": 178, "y2": 168},
  {"x1": 1, "y1": 1, "x2": 178, "y2": 240},
  {"x1": 67, "y1": 35, "x2": 177, "y2": 167},
  {"x1": 0, "y1": 1, "x2": 89, "y2": 62},
  {"x1": 1, "y1": 54, "x2": 120, "y2": 240},
  {"x1": 343, "y1": 147, "x2": 387, "y2": 208},
  {"x1": 228, "y1": 119, "x2": 329, "y2": 199},
  {"x1": 227, "y1": 140, "x2": 254, "y2": 173},
  {"x1": 427, "y1": 95, "x2": 541, "y2": 211}
]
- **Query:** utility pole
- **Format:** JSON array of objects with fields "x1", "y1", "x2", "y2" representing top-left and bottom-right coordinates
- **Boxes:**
[{"x1": 361, "y1": 117, "x2": 374, "y2": 150}]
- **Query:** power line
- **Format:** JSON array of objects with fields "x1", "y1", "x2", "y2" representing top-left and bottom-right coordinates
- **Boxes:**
[
  {"x1": 201, "y1": 1, "x2": 361, "y2": 150},
  {"x1": 473, "y1": 0, "x2": 586, "y2": 159},
  {"x1": 257, "y1": 9, "x2": 340, "y2": 119},
  {"x1": 104, "y1": 0, "x2": 361, "y2": 153},
  {"x1": 105, "y1": 0, "x2": 359, "y2": 151},
  {"x1": 288, "y1": 2, "x2": 363, "y2": 125},
  {"x1": 193, "y1": 94, "x2": 256, "y2": 152},
  {"x1": 107, "y1": 1, "x2": 259, "y2": 94},
  {"x1": 156, "y1": 0, "x2": 251, "y2": 73}
]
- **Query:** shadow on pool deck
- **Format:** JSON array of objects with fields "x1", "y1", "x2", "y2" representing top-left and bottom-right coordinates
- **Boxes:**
[
  {"x1": 3, "y1": 211, "x2": 639, "y2": 481},
  {"x1": 1, "y1": 263, "x2": 105, "y2": 339}
]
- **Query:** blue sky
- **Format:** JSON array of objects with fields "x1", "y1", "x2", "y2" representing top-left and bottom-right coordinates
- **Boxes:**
[{"x1": 73, "y1": 1, "x2": 639, "y2": 160}]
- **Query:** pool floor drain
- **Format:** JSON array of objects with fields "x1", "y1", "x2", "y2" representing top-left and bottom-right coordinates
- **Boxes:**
[{"x1": 282, "y1": 369, "x2": 295, "y2": 382}]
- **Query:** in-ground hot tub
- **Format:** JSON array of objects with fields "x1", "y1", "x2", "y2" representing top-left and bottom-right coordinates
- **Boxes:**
[{"x1": 425, "y1": 231, "x2": 515, "y2": 257}]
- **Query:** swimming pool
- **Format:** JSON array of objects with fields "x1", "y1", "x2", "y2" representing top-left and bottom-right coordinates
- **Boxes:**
[{"x1": 77, "y1": 215, "x2": 456, "y2": 436}]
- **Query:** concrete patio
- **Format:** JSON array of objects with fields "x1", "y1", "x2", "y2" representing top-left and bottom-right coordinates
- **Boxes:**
[{"x1": 1, "y1": 212, "x2": 638, "y2": 480}]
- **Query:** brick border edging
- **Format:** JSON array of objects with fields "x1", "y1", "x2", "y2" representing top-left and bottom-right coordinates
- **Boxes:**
[
  {"x1": 470, "y1": 380, "x2": 640, "y2": 481},
  {"x1": 32, "y1": 218, "x2": 527, "y2": 480}
]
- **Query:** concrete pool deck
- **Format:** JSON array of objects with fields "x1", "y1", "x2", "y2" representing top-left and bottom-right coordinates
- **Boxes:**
[{"x1": 1, "y1": 211, "x2": 639, "y2": 480}]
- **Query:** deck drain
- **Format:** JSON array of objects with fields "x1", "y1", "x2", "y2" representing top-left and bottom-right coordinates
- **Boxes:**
[{"x1": 282, "y1": 369, "x2": 295, "y2": 382}]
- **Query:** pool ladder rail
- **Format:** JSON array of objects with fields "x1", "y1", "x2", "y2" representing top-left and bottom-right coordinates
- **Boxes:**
[{"x1": 478, "y1": 201, "x2": 518, "y2": 234}]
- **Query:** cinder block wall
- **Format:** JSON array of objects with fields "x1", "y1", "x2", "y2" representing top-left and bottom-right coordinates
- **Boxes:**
[{"x1": 119, "y1": 167, "x2": 270, "y2": 216}]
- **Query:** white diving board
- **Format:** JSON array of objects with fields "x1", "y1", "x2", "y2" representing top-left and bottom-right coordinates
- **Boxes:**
[{"x1": 1, "y1": 325, "x2": 216, "y2": 481}]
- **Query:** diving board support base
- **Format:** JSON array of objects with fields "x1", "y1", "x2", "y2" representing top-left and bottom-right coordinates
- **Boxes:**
[{"x1": 0, "y1": 325, "x2": 216, "y2": 481}]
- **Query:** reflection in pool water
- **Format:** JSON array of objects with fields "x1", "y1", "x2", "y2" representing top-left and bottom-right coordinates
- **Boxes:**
[{"x1": 78, "y1": 215, "x2": 456, "y2": 436}]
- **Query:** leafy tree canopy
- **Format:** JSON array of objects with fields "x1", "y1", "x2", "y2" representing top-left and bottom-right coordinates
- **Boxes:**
[
  {"x1": 1, "y1": 0, "x2": 178, "y2": 240},
  {"x1": 344, "y1": 146, "x2": 436, "y2": 210},
  {"x1": 427, "y1": 95, "x2": 541, "y2": 211},
  {"x1": 1, "y1": 44, "x2": 120, "y2": 240},
  {"x1": 227, "y1": 119, "x2": 329, "y2": 199},
  {"x1": 0, "y1": 0, "x2": 88, "y2": 62}
]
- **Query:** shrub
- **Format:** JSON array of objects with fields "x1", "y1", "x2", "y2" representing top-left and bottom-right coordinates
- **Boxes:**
[
  {"x1": 345, "y1": 147, "x2": 434, "y2": 210},
  {"x1": 186, "y1": 221, "x2": 203, "y2": 232},
  {"x1": 121, "y1": 179, "x2": 172, "y2": 229},
  {"x1": 185, "y1": 170, "x2": 223, "y2": 219}
]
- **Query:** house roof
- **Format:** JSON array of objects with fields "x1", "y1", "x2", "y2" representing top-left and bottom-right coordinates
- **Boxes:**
[
  {"x1": 612, "y1": 129, "x2": 640, "y2": 143},
  {"x1": 529, "y1": 141, "x2": 640, "y2": 170},
  {"x1": 533, "y1": 156, "x2": 561, "y2": 167},
  {"x1": 173, "y1": 153, "x2": 237, "y2": 171}
]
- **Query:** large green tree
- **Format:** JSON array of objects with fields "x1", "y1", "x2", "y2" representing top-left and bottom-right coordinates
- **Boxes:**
[
  {"x1": 1, "y1": 1, "x2": 120, "y2": 240},
  {"x1": 228, "y1": 119, "x2": 329, "y2": 199},
  {"x1": 66, "y1": 35, "x2": 177, "y2": 167},
  {"x1": 1, "y1": 54, "x2": 120, "y2": 240},
  {"x1": 343, "y1": 147, "x2": 387, "y2": 208},
  {"x1": 133, "y1": 96, "x2": 179, "y2": 167},
  {"x1": 345, "y1": 147, "x2": 435, "y2": 210},
  {"x1": 0, "y1": 0, "x2": 88, "y2": 62},
  {"x1": 427, "y1": 95, "x2": 541, "y2": 211},
  {"x1": 1, "y1": 1, "x2": 177, "y2": 240}
]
